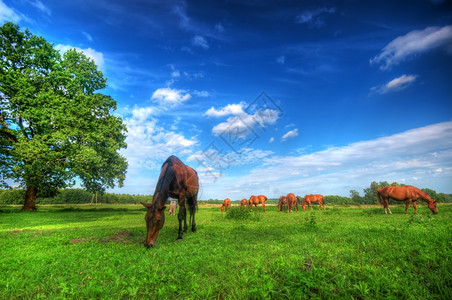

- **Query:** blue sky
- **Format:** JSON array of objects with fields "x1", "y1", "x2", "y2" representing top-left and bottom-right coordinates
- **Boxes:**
[{"x1": 2, "y1": 0, "x2": 452, "y2": 199}]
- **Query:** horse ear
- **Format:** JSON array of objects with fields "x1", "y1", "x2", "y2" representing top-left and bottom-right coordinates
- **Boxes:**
[{"x1": 141, "y1": 202, "x2": 152, "y2": 209}]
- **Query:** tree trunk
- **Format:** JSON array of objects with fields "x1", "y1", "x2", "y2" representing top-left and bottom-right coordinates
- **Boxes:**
[{"x1": 21, "y1": 185, "x2": 38, "y2": 211}]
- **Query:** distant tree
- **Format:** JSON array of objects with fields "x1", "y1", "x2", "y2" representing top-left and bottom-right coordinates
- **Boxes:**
[
  {"x1": 349, "y1": 189, "x2": 363, "y2": 204},
  {"x1": 362, "y1": 181, "x2": 390, "y2": 204},
  {"x1": 0, "y1": 23, "x2": 127, "y2": 211}
]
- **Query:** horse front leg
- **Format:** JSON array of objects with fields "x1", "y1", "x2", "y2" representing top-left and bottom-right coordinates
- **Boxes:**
[
  {"x1": 404, "y1": 200, "x2": 411, "y2": 214},
  {"x1": 412, "y1": 200, "x2": 417, "y2": 214},
  {"x1": 177, "y1": 205, "x2": 187, "y2": 241}
]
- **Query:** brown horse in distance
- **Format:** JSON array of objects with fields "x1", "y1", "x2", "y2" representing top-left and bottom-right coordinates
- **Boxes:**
[
  {"x1": 286, "y1": 193, "x2": 298, "y2": 212},
  {"x1": 302, "y1": 194, "x2": 325, "y2": 211},
  {"x1": 141, "y1": 155, "x2": 199, "y2": 248},
  {"x1": 248, "y1": 195, "x2": 267, "y2": 212},
  {"x1": 240, "y1": 198, "x2": 248, "y2": 209},
  {"x1": 376, "y1": 185, "x2": 438, "y2": 214},
  {"x1": 278, "y1": 196, "x2": 287, "y2": 212},
  {"x1": 221, "y1": 198, "x2": 231, "y2": 212}
]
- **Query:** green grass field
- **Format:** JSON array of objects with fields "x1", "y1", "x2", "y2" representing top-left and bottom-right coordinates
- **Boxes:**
[{"x1": 1, "y1": 203, "x2": 451, "y2": 299}]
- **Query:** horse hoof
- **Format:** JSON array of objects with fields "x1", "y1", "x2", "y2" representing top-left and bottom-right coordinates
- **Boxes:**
[
  {"x1": 192, "y1": 227, "x2": 197, "y2": 233},
  {"x1": 177, "y1": 238, "x2": 183, "y2": 242}
]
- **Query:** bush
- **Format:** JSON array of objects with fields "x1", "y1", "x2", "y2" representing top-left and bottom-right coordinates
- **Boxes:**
[{"x1": 226, "y1": 207, "x2": 261, "y2": 221}]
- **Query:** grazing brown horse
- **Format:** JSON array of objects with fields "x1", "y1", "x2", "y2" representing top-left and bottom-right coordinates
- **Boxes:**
[
  {"x1": 302, "y1": 194, "x2": 325, "y2": 211},
  {"x1": 248, "y1": 195, "x2": 267, "y2": 212},
  {"x1": 376, "y1": 185, "x2": 438, "y2": 214},
  {"x1": 240, "y1": 198, "x2": 248, "y2": 209},
  {"x1": 141, "y1": 155, "x2": 199, "y2": 248},
  {"x1": 286, "y1": 193, "x2": 298, "y2": 212},
  {"x1": 221, "y1": 198, "x2": 231, "y2": 212},
  {"x1": 278, "y1": 196, "x2": 287, "y2": 212}
]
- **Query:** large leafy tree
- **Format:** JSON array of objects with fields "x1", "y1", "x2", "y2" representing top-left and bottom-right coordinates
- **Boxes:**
[{"x1": 0, "y1": 22, "x2": 127, "y2": 211}]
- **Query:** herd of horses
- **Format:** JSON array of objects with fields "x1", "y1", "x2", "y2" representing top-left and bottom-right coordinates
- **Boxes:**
[
  {"x1": 141, "y1": 155, "x2": 439, "y2": 248},
  {"x1": 220, "y1": 193, "x2": 325, "y2": 213}
]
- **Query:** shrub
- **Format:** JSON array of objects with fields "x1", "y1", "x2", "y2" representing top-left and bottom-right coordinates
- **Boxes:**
[{"x1": 226, "y1": 207, "x2": 261, "y2": 221}]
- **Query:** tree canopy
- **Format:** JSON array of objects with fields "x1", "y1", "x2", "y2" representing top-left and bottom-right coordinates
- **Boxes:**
[{"x1": 0, "y1": 22, "x2": 127, "y2": 211}]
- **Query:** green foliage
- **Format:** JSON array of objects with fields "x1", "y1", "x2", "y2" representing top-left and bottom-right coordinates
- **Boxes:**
[
  {"x1": 0, "y1": 22, "x2": 127, "y2": 207},
  {"x1": 0, "y1": 188, "x2": 152, "y2": 204},
  {"x1": 225, "y1": 206, "x2": 261, "y2": 221}
]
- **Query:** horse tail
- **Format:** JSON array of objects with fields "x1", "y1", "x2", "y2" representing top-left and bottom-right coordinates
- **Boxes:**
[{"x1": 376, "y1": 189, "x2": 384, "y2": 206}]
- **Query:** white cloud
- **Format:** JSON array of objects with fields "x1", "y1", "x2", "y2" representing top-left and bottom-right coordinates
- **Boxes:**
[
  {"x1": 269, "y1": 137, "x2": 275, "y2": 143},
  {"x1": 204, "y1": 103, "x2": 245, "y2": 117},
  {"x1": 295, "y1": 7, "x2": 336, "y2": 28},
  {"x1": 122, "y1": 105, "x2": 198, "y2": 175},
  {"x1": 370, "y1": 25, "x2": 452, "y2": 70},
  {"x1": 192, "y1": 35, "x2": 209, "y2": 49},
  {"x1": 151, "y1": 87, "x2": 191, "y2": 107},
  {"x1": 370, "y1": 74, "x2": 417, "y2": 95},
  {"x1": 55, "y1": 44, "x2": 104, "y2": 68},
  {"x1": 0, "y1": 0, "x2": 21, "y2": 23},
  {"x1": 206, "y1": 102, "x2": 280, "y2": 141},
  {"x1": 282, "y1": 128, "x2": 299, "y2": 141},
  {"x1": 234, "y1": 121, "x2": 452, "y2": 197}
]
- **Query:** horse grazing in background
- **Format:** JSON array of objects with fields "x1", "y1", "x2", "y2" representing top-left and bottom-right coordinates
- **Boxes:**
[
  {"x1": 168, "y1": 201, "x2": 177, "y2": 215},
  {"x1": 240, "y1": 198, "x2": 248, "y2": 209},
  {"x1": 221, "y1": 198, "x2": 231, "y2": 212},
  {"x1": 141, "y1": 155, "x2": 199, "y2": 248},
  {"x1": 302, "y1": 194, "x2": 325, "y2": 211},
  {"x1": 278, "y1": 196, "x2": 287, "y2": 212},
  {"x1": 248, "y1": 195, "x2": 267, "y2": 212},
  {"x1": 376, "y1": 185, "x2": 438, "y2": 214},
  {"x1": 286, "y1": 193, "x2": 298, "y2": 212}
]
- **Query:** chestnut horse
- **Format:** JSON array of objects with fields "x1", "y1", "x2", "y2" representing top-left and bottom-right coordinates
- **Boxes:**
[
  {"x1": 221, "y1": 198, "x2": 231, "y2": 212},
  {"x1": 376, "y1": 185, "x2": 438, "y2": 214},
  {"x1": 248, "y1": 195, "x2": 267, "y2": 212},
  {"x1": 278, "y1": 196, "x2": 287, "y2": 212},
  {"x1": 302, "y1": 194, "x2": 325, "y2": 211},
  {"x1": 141, "y1": 155, "x2": 199, "y2": 248},
  {"x1": 240, "y1": 198, "x2": 248, "y2": 209},
  {"x1": 286, "y1": 193, "x2": 298, "y2": 212}
]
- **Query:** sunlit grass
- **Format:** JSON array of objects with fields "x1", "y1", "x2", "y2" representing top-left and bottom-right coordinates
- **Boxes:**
[{"x1": 1, "y1": 204, "x2": 451, "y2": 298}]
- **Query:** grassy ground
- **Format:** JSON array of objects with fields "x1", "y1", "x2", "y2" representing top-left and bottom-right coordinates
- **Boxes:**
[{"x1": 1, "y1": 203, "x2": 451, "y2": 299}]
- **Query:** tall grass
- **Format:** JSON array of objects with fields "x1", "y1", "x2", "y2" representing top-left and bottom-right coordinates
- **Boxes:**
[{"x1": 0, "y1": 204, "x2": 451, "y2": 298}]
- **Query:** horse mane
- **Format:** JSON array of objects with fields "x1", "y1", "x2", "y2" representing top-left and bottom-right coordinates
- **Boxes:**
[
  {"x1": 152, "y1": 156, "x2": 177, "y2": 208},
  {"x1": 412, "y1": 187, "x2": 435, "y2": 204}
]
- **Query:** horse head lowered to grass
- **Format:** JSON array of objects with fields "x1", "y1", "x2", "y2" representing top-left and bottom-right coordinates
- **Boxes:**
[
  {"x1": 221, "y1": 198, "x2": 231, "y2": 212},
  {"x1": 376, "y1": 185, "x2": 438, "y2": 214},
  {"x1": 302, "y1": 194, "x2": 325, "y2": 211},
  {"x1": 141, "y1": 155, "x2": 199, "y2": 248}
]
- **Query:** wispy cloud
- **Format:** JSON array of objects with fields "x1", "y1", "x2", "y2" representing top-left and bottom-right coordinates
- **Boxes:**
[
  {"x1": 191, "y1": 35, "x2": 209, "y2": 49},
  {"x1": 0, "y1": 0, "x2": 21, "y2": 23},
  {"x1": 151, "y1": 87, "x2": 191, "y2": 107},
  {"x1": 370, "y1": 74, "x2": 417, "y2": 95},
  {"x1": 295, "y1": 7, "x2": 336, "y2": 28},
  {"x1": 28, "y1": 0, "x2": 51, "y2": 16},
  {"x1": 370, "y1": 25, "x2": 452, "y2": 70},
  {"x1": 282, "y1": 128, "x2": 299, "y2": 141}
]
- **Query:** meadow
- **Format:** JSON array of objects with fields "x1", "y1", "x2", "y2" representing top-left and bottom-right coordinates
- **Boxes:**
[{"x1": 0, "y1": 203, "x2": 451, "y2": 299}]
